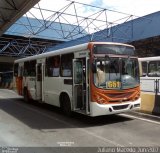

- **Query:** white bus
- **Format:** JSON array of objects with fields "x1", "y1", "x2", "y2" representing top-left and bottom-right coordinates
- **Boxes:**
[
  {"x1": 13, "y1": 42, "x2": 140, "y2": 116},
  {"x1": 139, "y1": 56, "x2": 160, "y2": 115}
]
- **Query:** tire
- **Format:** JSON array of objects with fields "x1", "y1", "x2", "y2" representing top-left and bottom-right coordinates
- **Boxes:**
[
  {"x1": 24, "y1": 88, "x2": 29, "y2": 103},
  {"x1": 62, "y1": 95, "x2": 72, "y2": 116}
]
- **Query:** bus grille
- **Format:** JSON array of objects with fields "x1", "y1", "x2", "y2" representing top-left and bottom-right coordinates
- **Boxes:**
[
  {"x1": 108, "y1": 99, "x2": 129, "y2": 103},
  {"x1": 112, "y1": 104, "x2": 129, "y2": 110},
  {"x1": 107, "y1": 92, "x2": 133, "y2": 98}
]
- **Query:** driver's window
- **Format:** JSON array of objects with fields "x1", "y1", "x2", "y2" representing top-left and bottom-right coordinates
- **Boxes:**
[{"x1": 96, "y1": 60, "x2": 106, "y2": 85}]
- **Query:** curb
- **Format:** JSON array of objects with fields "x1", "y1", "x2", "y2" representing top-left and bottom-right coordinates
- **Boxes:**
[{"x1": 125, "y1": 110, "x2": 160, "y2": 122}]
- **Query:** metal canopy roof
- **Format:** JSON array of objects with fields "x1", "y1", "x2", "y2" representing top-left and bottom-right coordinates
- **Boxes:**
[
  {"x1": 0, "y1": 0, "x2": 139, "y2": 57},
  {"x1": 4, "y1": 0, "x2": 141, "y2": 42},
  {"x1": 0, "y1": 0, "x2": 160, "y2": 58},
  {"x1": 47, "y1": 11, "x2": 159, "y2": 52},
  {"x1": 45, "y1": 11, "x2": 160, "y2": 58},
  {"x1": 0, "y1": 0, "x2": 40, "y2": 36},
  {"x1": 5, "y1": 16, "x2": 87, "y2": 41}
]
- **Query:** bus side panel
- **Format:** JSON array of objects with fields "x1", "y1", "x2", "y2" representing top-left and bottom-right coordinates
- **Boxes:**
[
  {"x1": 43, "y1": 77, "x2": 61, "y2": 106},
  {"x1": 153, "y1": 80, "x2": 160, "y2": 114},
  {"x1": 140, "y1": 78, "x2": 155, "y2": 92},
  {"x1": 60, "y1": 77, "x2": 72, "y2": 107},
  {"x1": 140, "y1": 92, "x2": 155, "y2": 114},
  {"x1": 15, "y1": 76, "x2": 23, "y2": 95},
  {"x1": 140, "y1": 77, "x2": 160, "y2": 115},
  {"x1": 43, "y1": 77, "x2": 72, "y2": 108},
  {"x1": 25, "y1": 77, "x2": 36, "y2": 100},
  {"x1": 153, "y1": 95, "x2": 160, "y2": 115},
  {"x1": 140, "y1": 78, "x2": 155, "y2": 114},
  {"x1": 139, "y1": 58, "x2": 160, "y2": 115}
]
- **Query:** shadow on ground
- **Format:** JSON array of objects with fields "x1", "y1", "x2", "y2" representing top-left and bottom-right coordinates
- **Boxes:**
[{"x1": 0, "y1": 96, "x2": 133, "y2": 130}]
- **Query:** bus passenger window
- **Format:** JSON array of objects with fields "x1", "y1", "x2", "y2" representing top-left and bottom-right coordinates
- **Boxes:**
[
  {"x1": 24, "y1": 61, "x2": 30, "y2": 76},
  {"x1": 24, "y1": 60, "x2": 36, "y2": 76},
  {"x1": 148, "y1": 61, "x2": 157, "y2": 77},
  {"x1": 52, "y1": 56, "x2": 60, "y2": 77},
  {"x1": 18, "y1": 66, "x2": 23, "y2": 77},
  {"x1": 37, "y1": 64, "x2": 42, "y2": 81},
  {"x1": 157, "y1": 61, "x2": 160, "y2": 77},
  {"x1": 30, "y1": 60, "x2": 36, "y2": 76},
  {"x1": 45, "y1": 58, "x2": 51, "y2": 76},
  {"x1": 14, "y1": 63, "x2": 18, "y2": 77},
  {"x1": 46, "y1": 56, "x2": 60, "y2": 77},
  {"x1": 61, "y1": 53, "x2": 74, "y2": 77},
  {"x1": 141, "y1": 62, "x2": 147, "y2": 77}
]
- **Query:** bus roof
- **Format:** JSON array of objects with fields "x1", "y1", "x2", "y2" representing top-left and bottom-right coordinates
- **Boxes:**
[
  {"x1": 138, "y1": 56, "x2": 160, "y2": 62},
  {"x1": 15, "y1": 42, "x2": 134, "y2": 63}
]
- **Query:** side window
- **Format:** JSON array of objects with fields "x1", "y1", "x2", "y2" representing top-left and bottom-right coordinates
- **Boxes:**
[
  {"x1": 141, "y1": 62, "x2": 147, "y2": 77},
  {"x1": 24, "y1": 61, "x2": 30, "y2": 76},
  {"x1": 45, "y1": 58, "x2": 50, "y2": 76},
  {"x1": 18, "y1": 66, "x2": 23, "y2": 77},
  {"x1": 148, "y1": 61, "x2": 157, "y2": 77},
  {"x1": 46, "y1": 56, "x2": 60, "y2": 77},
  {"x1": 14, "y1": 63, "x2": 18, "y2": 77},
  {"x1": 37, "y1": 64, "x2": 42, "y2": 81},
  {"x1": 24, "y1": 60, "x2": 36, "y2": 76},
  {"x1": 157, "y1": 61, "x2": 160, "y2": 77},
  {"x1": 30, "y1": 60, "x2": 36, "y2": 76},
  {"x1": 61, "y1": 53, "x2": 74, "y2": 77}
]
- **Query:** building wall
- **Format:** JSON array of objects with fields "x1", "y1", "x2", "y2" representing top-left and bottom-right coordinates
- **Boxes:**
[{"x1": 0, "y1": 56, "x2": 18, "y2": 72}]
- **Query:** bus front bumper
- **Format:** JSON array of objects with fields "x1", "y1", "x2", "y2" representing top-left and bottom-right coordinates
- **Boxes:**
[{"x1": 89, "y1": 98, "x2": 141, "y2": 117}]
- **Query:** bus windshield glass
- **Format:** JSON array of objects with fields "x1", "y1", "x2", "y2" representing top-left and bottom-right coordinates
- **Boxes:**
[
  {"x1": 93, "y1": 44, "x2": 135, "y2": 55},
  {"x1": 94, "y1": 57, "x2": 139, "y2": 90}
]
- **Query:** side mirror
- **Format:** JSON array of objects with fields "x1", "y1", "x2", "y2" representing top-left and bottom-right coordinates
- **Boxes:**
[{"x1": 92, "y1": 60, "x2": 97, "y2": 73}]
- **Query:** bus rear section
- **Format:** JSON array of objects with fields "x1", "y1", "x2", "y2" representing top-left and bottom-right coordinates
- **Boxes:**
[
  {"x1": 139, "y1": 57, "x2": 160, "y2": 115},
  {"x1": 13, "y1": 42, "x2": 141, "y2": 117}
]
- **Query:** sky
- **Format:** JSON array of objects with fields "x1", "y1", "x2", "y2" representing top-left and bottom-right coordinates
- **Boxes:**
[
  {"x1": 100, "y1": 0, "x2": 160, "y2": 16},
  {"x1": 80, "y1": 0, "x2": 160, "y2": 16},
  {"x1": 35, "y1": 0, "x2": 160, "y2": 17}
]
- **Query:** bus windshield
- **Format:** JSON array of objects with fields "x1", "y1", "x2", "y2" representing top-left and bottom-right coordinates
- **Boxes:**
[{"x1": 94, "y1": 57, "x2": 139, "y2": 90}]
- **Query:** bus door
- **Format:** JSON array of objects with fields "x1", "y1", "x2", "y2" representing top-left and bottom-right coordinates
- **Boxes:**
[
  {"x1": 36, "y1": 63, "x2": 44, "y2": 101},
  {"x1": 73, "y1": 58, "x2": 90, "y2": 114}
]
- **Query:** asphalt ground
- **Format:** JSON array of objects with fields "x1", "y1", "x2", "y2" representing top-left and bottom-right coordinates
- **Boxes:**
[{"x1": 0, "y1": 89, "x2": 160, "y2": 153}]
